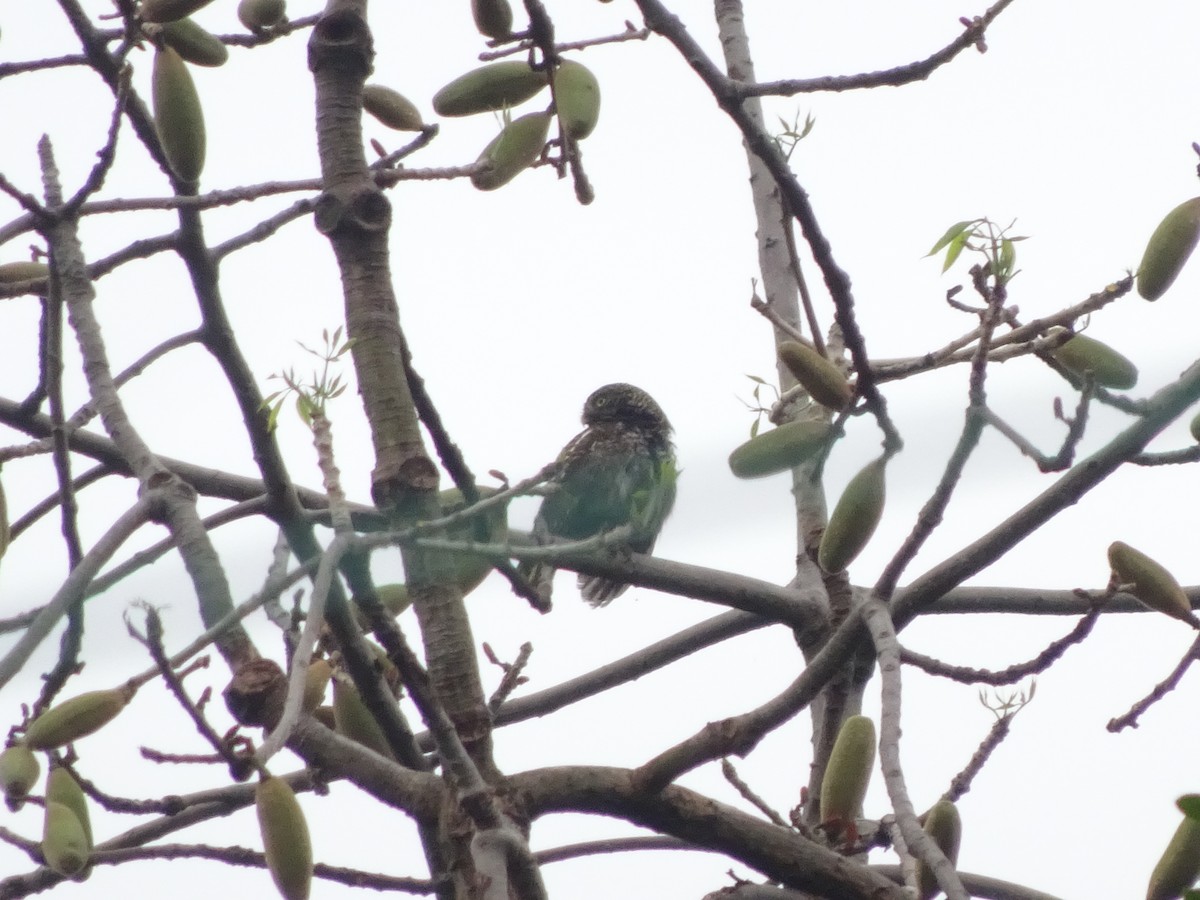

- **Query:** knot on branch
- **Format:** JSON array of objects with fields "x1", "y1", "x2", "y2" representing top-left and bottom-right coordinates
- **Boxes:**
[
  {"x1": 313, "y1": 187, "x2": 391, "y2": 236},
  {"x1": 307, "y1": 8, "x2": 373, "y2": 76},
  {"x1": 370, "y1": 452, "x2": 440, "y2": 511},
  {"x1": 223, "y1": 658, "x2": 287, "y2": 730}
]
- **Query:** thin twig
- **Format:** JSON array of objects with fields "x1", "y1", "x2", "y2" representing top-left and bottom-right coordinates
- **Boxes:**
[
  {"x1": 900, "y1": 602, "x2": 1104, "y2": 685},
  {"x1": 944, "y1": 713, "x2": 1013, "y2": 801},
  {"x1": 127, "y1": 605, "x2": 256, "y2": 780},
  {"x1": 741, "y1": 0, "x2": 1017, "y2": 96},
  {"x1": 1107, "y1": 635, "x2": 1200, "y2": 732},
  {"x1": 485, "y1": 642, "x2": 534, "y2": 713},
  {"x1": 721, "y1": 758, "x2": 789, "y2": 828}
]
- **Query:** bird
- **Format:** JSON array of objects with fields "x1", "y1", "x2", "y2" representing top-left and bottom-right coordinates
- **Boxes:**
[{"x1": 520, "y1": 383, "x2": 677, "y2": 607}]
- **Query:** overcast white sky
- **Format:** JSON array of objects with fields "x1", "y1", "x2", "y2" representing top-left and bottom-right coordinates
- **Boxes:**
[{"x1": 3, "y1": 2, "x2": 1200, "y2": 898}]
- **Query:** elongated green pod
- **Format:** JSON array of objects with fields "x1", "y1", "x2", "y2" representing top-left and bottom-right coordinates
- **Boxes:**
[
  {"x1": 471, "y1": 0, "x2": 513, "y2": 39},
  {"x1": 1108, "y1": 541, "x2": 1199, "y2": 628},
  {"x1": 351, "y1": 583, "x2": 412, "y2": 632},
  {"x1": 434, "y1": 486, "x2": 508, "y2": 592},
  {"x1": 41, "y1": 801, "x2": 89, "y2": 877},
  {"x1": 553, "y1": 59, "x2": 600, "y2": 140},
  {"x1": 238, "y1": 0, "x2": 286, "y2": 29},
  {"x1": 140, "y1": 0, "x2": 217, "y2": 23},
  {"x1": 160, "y1": 18, "x2": 228, "y2": 67},
  {"x1": 302, "y1": 659, "x2": 332, "y2": 713},
  {"x1": 0, "y1": 261, "x2": 50, "y2": 286},
  {"x1": 916, "y1": 800, "x2": 962, "y2": 900},
  {"x1": 46, "y1": 767, "x2": 92, "y2": 849},
  {"x1": 152, "y1": 46, "x2": 206, "y2": 183},
  {"x1": 376, "y1": 583, "x2": 411, "y2": 615},
  {"x1": 311, "y1": 705, "x2": 335, "y2": 730},
  {"x1": 1048, "y1": 329, "x2": 1138, "y2": 390},
  {"x1": 331, "y1": 676, "x2": 395, "y2": 759},
  {"x1": 471, "y1": 111, "x2": 551, "y2": 190},
  {"x1": 362, "y1": 85, "x2": 424, "y2": 131},
  {"x1": 728, "y1": 419, "x2": 830, "y2": 479},
  {"x1": 0, "y1": 745, "x2": 39, "y2": 803},
  {"x1": 256, "y1": 776, "x2": 312, "y2": 900},
  {"x1": 778, "y1": 340, "x2": 853, "y2": 410},
  {"x1": 1147, "y1": 810, "x2": 1200, "y2": 900},
  {"x1": 1137, "y1": 197, "x2": 1200, "y2": 301},
  {"x1": 818, "y1": 458, "x2": 887, "y2": 573},
  {"x1": 432, "y1": 61, "x2": 548, "y2": 117},
  {"x1": 820, "y1": 715, "x2": 876, "y2": 829},
  {"x1": 23, "y1": 687, "x2": 133, "y2": 750}
]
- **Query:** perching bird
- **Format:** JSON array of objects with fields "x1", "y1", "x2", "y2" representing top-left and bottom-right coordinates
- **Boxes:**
[{"x1": 520, "y1": 383, "x2": 677, "y2": 606}]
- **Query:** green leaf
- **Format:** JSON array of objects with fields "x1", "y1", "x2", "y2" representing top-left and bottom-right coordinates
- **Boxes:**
[
  {"x1": 998, "y1": 238, "x2": 1016, "y2": 277},
  {"x1": 926, "y1": 220, "x2": 975, "y2": 257},
  {"x1": 1177, "y1": 795, "x2": 1200, "y2": 821},
  {"x1": 265, "y1": 397, "x2": 285, "y2": 433},
  {"x1": 295, "y1": 394, "x2": 314, "y2": 427},
  {"x1": 750, "y1": 417, "x2": 760, "y2": 438},
  {"x1": 942, "y1": 231, "x2": 968, "y2": 272}
]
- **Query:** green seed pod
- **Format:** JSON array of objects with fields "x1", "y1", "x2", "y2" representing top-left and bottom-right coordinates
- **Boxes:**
[
  {"x1": 1137, "y1": 197, "x2": 1200, "y2": 301},
  {"x1": 819, "y1": 715, "x2": 876, "y2": 829},
  {"x1": 159, "y1": 18, "x2": 229, "y2": 67},
  {"x1": 0, "y1": 745, "x2": 40, "y2": 803},
  {"x1": 471, "y1": 111, "x2": 551, "y2": 191},
  {"x1": 311, "y1": 705, "x2": 335, "y2": 730},
  {"x1": 432, "y1": 61, "x2": 548, "y2": 117},
  {"x1": 916, "y1": 800, "x2": 962, "y2": 900},
  {"x1": 778, "y1": 340, "x2": 854, "y2": 410},
  {"x1": 46, "y1": 767, "x2": 92, "y2": 849},
  {"x1": 140, "y1": 0, "x2": 217, "y2": 23},
  {"x1": 728, "y1": 420, "x2": 830, "y2": 479},
  {"x1": 471, "y1": 0, "x2": 513, "y2": 39},
  {"x1": 1147, "y1": 812, "x2": 1200, "y2": 900},
  {"x1": 237, "y1": 0, "x2": 286, "y2": 30},
  {"x1": 376, "y1": 583, "x2": 411, "y2": 616},
  {"x1": 41, "y1": 801, "x2": 89, "y2": 877},
  {"x1": 351, "y1": 583, "x2": 413, "y2": 631},
  {"x1": 331, "y1": 676, "x2": 395, "y2": 759},
  {"x1": 301, "y1": 659, "x2": 331, "y2": 713},
  {"x1": 362, "y1": 84, "x2": 424, "y2": 131},
  {"x1": 256, "y1": 776, "x2": 313, "y2": 900},
  {"x1": 434, "y1": 486, "x2": 508, "y2": 592},
  {"x1": 0, "y1": 261, "x2": 50, "y2": 285},
  {"x1": 350, "y1": 583, "x2": 411, "y2": 631},
  {"x1": 1048, "y1": 329, "x2": 1138, "y2": 390},
  {"x1": 553, "y1": 59, "x2": 601, "y2": 141},
  {"x1": 1190, "y1": 411, "x2": 1200, "y2": 443},
  {"x1": 152, "y1": 46, "x2": 206, "y2": 183},
  {"x1": 23, "y1": 687, "x2": 133, "y2": 751},
  {"x1": 1108, "y1": 541, "x2": 1199, "y2": 628},
  {"x1": 818, "y1": 458, "x2": 887, "y2": 574}
]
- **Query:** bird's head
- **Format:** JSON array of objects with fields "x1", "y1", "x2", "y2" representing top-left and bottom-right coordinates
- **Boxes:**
[{"x1": 581, "y1": 383, "x2": 672, "y2": 433}]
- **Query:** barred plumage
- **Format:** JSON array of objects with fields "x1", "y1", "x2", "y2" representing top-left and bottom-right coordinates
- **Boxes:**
[{"x1": 520, "y1": 383, "x2": 677, "y2": 606}]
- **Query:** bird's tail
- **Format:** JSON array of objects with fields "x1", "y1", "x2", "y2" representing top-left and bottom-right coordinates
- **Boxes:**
[{"x1": 518, "y1": 560, "x2": 556, "y2": 606}]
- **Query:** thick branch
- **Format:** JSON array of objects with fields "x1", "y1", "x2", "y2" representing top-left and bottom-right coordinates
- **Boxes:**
[{"x1": 515, "y1": 766, "x2": 904, "y2": 900}]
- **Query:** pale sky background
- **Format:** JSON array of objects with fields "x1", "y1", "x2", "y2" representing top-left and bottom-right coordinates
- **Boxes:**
[{"x1": 3, "y1": 2, "x2": 1200, "y2": 898}]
